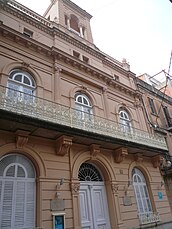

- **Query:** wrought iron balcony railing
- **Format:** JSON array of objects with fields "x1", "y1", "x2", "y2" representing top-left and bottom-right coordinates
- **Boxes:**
[
  {"x1": 138, "y1": 212, "x2": 160, "y2": 225},
  {"x1": 0, "y1": 86, "x2": 168, "y2": 151}
]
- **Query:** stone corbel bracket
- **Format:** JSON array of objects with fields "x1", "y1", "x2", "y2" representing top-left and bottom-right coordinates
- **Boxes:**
[
  {"x1": 15, "y1": 130, "x2": 30, "y2": 149},
  {"x1": 151, "y1": 155, "x2": 163, "y2": 168},
  {"x1": 56, "y1": 135, "x2": 73, "y2": 156},
  {"x1": 134, "y1": 153, "x2": 143, "y2": 163},
  {"x1": 90, "y1": 144, "x2": 101, "y2": 158},
  {"x1": 114, "y1": 147, "x2": 128, "y2": 163}
]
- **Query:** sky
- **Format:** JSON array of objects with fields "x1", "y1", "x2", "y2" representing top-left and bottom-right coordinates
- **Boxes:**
[{"x1": 17, "y1": 0, "x2": 172, "y2": 78}]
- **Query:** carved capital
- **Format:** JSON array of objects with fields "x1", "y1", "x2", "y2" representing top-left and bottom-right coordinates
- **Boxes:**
[
  {"x1": 114, "y1": 147, "x2": 128, "y2": 163},
  {"x1": 54, "y1": 64, "x2": 62, "y2": 73},
  {"x1": 134, "y1": 153, "x2": 143, "y2": 163},
  {"x1": 152, "y1": 155, "x2": 163, "y2": 168},
  {"x1": 111, "y1": 182, "x2": 119, "y2": 194},
  {"x1": 71, "y1": 182, "x2": 80, "y2": 195},
  {"x1": 15, "y1": 130, "x2": 30, "y2": 149},
  {"x1": 90, "y1": 144, "x2": 100, "y2": 158},
  {"x1": 56, "y1": 135, "x2": 73, "y2": 156}
]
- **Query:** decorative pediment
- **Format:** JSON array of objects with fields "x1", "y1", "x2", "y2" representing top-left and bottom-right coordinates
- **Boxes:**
[
  {"x1": 56, "y1": 135, "x2": 73, "y2": 156},
  {"x1": 151, "y1": 155, "x2": 163, "y2": 168},
  {"x1": 114, "y1": 147, "x2": 128, "y2": 163},
  {"x1": 15, "y1": 130, "x2": 30, "y2": 149}
]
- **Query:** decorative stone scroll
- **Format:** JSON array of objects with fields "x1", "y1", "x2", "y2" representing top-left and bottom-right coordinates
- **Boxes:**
[
  {"x1": 151, "y1": 155, "x2": 163, "y2": 168},
  {"x1": 114, "y1": 147, "x2": 128, "y2": 163},
  {"x1": 90, "y1": 144, "x2": 100, "y2": 158},
  {"x1": 15, "y1": 130, "x2": 30, "y2": 149},
  {"x1": 55, "y1": 135, "x2": 73, "y2": 156}
]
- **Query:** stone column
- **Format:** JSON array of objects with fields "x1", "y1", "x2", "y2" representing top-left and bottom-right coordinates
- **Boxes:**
[
  {"x1": 54, "y1": 64, "x2": 61, "y2": 103},
  {"x1": 67, "y1": 17, "x2": 70, "y2": 29},
  {"x1": 79, "y1": 25, "x2": 83, "y2": 38},
  {"x1": 71, "y1": 180, "x2": 81, "y2": 229}
]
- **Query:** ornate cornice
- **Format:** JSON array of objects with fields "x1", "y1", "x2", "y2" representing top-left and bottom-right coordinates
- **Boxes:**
[
  {"x1": 0, "y1": 0, "x2": 137, "y2": 77},
  {"x1": 1, "y1": 25, "x2": 140, "y2": 99},
  {"x1": 63, "y1": 0, "x2": 92, "y2": 19}
]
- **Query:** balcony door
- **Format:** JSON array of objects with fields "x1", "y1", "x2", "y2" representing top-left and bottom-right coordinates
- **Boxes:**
[
  {"x1": 7, "y1": 69, "x2": 36, "y2": 101},
  {"x1": 78, "y1": 163, "x2": 111, "y2": 229}
]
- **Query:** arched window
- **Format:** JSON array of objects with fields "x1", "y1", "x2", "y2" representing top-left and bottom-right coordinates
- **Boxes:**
[
  {"x1": 75, "y1": 93, "x2": 93, "y2": 120},
  {"x1": 7, "y1": 69, "x2": 36, "y2": 100},
  {"x1": 119, "y1": 110, "x2": 131, "y2": 132},
  {"x1": 132, "y1": 168, "x2": 152, "y2": 215},
  {"x1": 0, "y1": 154, "x2": 36, "y2": 229}
]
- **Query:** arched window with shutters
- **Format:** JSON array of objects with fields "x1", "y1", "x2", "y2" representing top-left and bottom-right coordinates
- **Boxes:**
[
  {"x1": 0, "y1": 154, "x2": 36, "y2": 229},
  {"x1": 7, "y1": 69, "x2": 36, "y2": 101},
  {"x1": 75, "y1": 93, "x2": 93, "y2": 120},
  {"x1": 119, "y1": 110, "x2": 132, "y2": 132},
  {"x1": 132, "y1": 168, "x2": 152, "y2": 214}
]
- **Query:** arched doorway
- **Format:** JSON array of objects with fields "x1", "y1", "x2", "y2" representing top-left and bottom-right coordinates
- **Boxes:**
[
  {"x1": 0, "y1": 154, "x2": 36, "y2": 229},
  {"x1": 78, "y1": 162, "x2": 111, "y2": 229}
]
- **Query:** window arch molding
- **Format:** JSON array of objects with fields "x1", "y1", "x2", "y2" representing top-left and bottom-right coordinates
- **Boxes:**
[
  {"x1": 69, "y1": 86, "x2": 97, "y2": 112},
  {"x1": 71, "y1": 150, "x2": 116, "y2": 182},
  {"x1": 118, "y1": 108, "x2": 132, "y2": 132},
  {"x1": 128, "y1": 162, "x2": 152, "y2": 184},
  {"x1": 115, "y1": 104, "x2": 134, "y2": 120},
  {"x1": 0, "y1": 144, "x2": 46, "y2": 178},
  {"x1": 2, "y1": 62, "x2": 43, "y2": 88}
]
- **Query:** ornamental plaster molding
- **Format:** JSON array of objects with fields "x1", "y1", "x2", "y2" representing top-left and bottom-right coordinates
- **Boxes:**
[
  {"x1": 71, "y1": 182, "x2": 80, "y2": 195},
  {"x1": 111, "y1": 182, "x2": 119, "y2": 194}
]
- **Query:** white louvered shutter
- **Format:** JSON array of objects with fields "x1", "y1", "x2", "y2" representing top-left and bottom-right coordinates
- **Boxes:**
[{"x1": 0, "y1": 155, "x2": 36, "y2": 229}]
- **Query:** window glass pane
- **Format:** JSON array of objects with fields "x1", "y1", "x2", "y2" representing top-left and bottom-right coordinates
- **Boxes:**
[
  {"x1": 5, "y1": 165, "x2": 15, "y2": 177},
  {"x1": 14, "y1": 74, "x2": 22, "y2": 82},
  {"x1": 77, "y1": 96, "x2": 82, "y2": 103},
  {"x1": 83, "y1": 97, "x2": 88, "y2": 105},
  {"x1": 17, "y1": 166, "x2": 25, "y2": 178},
  {"x1": 24, "y1": 76, "x2": 30, "y2": 85}
]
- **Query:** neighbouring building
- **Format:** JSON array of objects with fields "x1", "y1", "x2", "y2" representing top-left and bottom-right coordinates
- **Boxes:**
[
  {"x1": 0, "y1": 0, "x2": 172, "y2": 229},
  {"x1": 136, "y1": 75, "x2": 172, "y2": 215}
]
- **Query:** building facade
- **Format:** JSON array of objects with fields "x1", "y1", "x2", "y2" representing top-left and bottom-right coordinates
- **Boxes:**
[
  {"x1": 0, "y1": 0, "x2": 172, "y2": 229},
  {"x1": 136, "y1": 76, "x2": 172, "y2": 216}
]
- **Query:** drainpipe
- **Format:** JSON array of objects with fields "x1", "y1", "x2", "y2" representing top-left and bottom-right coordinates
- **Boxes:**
[{"x1": 140, "y1": 96, "x2": 154, "y2": 128}]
